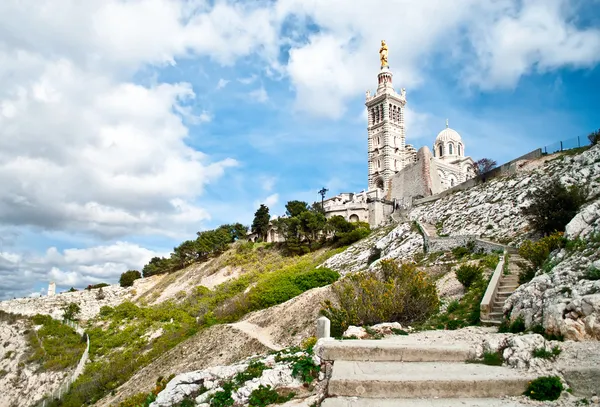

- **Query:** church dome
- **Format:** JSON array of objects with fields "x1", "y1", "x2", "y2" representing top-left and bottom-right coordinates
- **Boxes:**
[
  {"x1": 435, "y1": 123, "x2": 462, "y2": 144},
  {"x1": 434, "y1": 120, "x2": 464, "y2": 158}
]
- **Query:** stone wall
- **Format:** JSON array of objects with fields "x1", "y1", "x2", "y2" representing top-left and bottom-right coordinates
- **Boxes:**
[
  {"x1": 388, "y1": 146, "x2": 442, "y2": 202},
  {"x1": 413, "y1": 147, "x2": 543, "y2": 206}
]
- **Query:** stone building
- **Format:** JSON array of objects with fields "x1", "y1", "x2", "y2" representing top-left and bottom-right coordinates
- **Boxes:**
[{"x1": 324, "y1": 41, "x2": 475, "y2": 227}]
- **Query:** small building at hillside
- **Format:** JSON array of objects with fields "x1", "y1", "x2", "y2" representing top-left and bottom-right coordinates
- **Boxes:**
[{"x1": 323, "y1": 41, "x2": 476, "y2": 227}]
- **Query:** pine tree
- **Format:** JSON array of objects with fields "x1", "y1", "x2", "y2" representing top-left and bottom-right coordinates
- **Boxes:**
[{"x1": 251, "y1": 204, "x2": 270, "y2": 241}]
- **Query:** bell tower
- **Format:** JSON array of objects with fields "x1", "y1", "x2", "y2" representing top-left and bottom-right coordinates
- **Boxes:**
[{"x1": 366, "y1": 40, "x2": 407, "y2": 192}]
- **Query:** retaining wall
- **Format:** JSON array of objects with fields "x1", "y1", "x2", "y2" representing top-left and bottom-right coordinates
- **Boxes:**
[{"x1": 413, "y1": 148, "x2": 543, "y2": 206}]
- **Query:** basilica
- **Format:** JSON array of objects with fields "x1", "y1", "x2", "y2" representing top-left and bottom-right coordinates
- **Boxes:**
[{"x1": 323, "y1": 41, "x2": 475, "y2": 226}]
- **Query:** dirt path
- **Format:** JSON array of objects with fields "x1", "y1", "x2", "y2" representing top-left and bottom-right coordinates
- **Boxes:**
[{"x1": 229, "y1": 321, "x2": 283, "y2": 351}]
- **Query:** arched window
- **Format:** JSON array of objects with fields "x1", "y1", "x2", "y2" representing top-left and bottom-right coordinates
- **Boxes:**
[
  {"x1": 438, "y1": 144, "x2": 443, "y2": 157},
  {"x1": 377, "y1": 159, "x2": 381, "y2": 168},
  {"x1": 448, "y1": 143, "x2": 454, "y2": 155},
  {"x1": 458, "y1": 143, "x2": 463, "y2": 156},
  {"x1": 394, "y1": 159, "x2": 398, "y2": 169}
]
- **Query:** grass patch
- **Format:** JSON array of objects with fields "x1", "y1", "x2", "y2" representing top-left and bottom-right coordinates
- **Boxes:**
[{"x1": 532, "y1": 346, "x2": 562, "y2": 360}]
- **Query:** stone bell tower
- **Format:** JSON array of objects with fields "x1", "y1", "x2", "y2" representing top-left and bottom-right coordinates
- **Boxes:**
[{"x1": 366, "y1": 40, "x2": 407, "y2": 192}]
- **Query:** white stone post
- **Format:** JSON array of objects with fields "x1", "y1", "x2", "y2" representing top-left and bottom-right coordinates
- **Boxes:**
[{"x1": 316, "y1": 316, "x2": 330, "y2": 339}]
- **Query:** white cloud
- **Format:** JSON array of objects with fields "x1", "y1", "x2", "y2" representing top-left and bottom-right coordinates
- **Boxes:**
[
  {"x1": 278, "y1": 0, "x2": 600, "y2": 118},
  {"x1": 0, "y1": 242, "x2": 165, "y2": 299},
  {"x1": 216, "y1": 78, "x2": 230, "y2": 89},
  {"x1": 464, "y1": 0, "x2": 600, "y2": 89},
  {"x1": 263, "y1": 193, "x2": 279, "y2": 207},
  {"x1": 238, "y1": 75, "x2": 258, "y2": 85},
  {"x1": 260, "y1": 176, "x2": 277, "y2": 192},
  {"x1": 249, "y1": 87, "x2": 269, "y2": 103}
]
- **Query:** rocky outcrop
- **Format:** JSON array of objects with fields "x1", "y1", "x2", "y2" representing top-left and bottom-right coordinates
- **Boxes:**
[
  {"x1": 149, "y1": 350, "x2": 322, "y2": 407},
  {"x1": 409, "y1": 145, "x2": 600, "y2": 245},
  {"x1": 0, "y1": 317, "x2": 71, "y2": 407},
  {"x1": 321, "y1": 222, "x2": 423, "y2": 275},
  {"x1": 0, "y1": 285, "x2": 134, "y2": 321},
  {"x1": 503, "y1": 161, "x2": 600, "y2": 340}
]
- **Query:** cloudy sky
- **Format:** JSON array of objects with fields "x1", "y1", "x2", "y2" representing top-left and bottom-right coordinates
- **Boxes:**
[{"x1": 1, "y1": 0, "x2": 599, "y2": 299}]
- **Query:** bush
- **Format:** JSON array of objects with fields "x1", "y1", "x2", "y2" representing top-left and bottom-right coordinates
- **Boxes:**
[
  {"x1": 455, "y1": 264, "x2": 483, "y2": 289},
  {"x1": 247, "y1": 385, "x2": 293, "y2": 407},
  {"x1": 337, "y1": 227, "x2": 371, "y2": 246},
  {"x1": 532, "y1": 346, "x2": 562, "y2": 360},
  {"x1": 584, "y1": 267, "x2": 600, "y2": 281},
  {"x1": 247, "y1": 267, "x2": 339, "y2": 310},
  {"x1": 524, "y1": 376, "x2": 563, "y2": 401},
  {"x1": 521, "y1": 179, "x2": 586, "y2": 236},
  {"x1": 518, "y1": 232, "x2": 564, "y2": 283},
  {"x1": 452, "y1": 246, "x2": 471, "y2": 259},
  {"x1": 321, "y1": 260, "x2": 439, "y2": 336},
  {"x1": 86, "y1": 283, "x2": 110, "y2": 290},
  {"x1": 61, "y1": 302, "x2": 81, "y2": 320},
  {"x1": 120, "y1": 270, "x2": 142, "y2": 288}
]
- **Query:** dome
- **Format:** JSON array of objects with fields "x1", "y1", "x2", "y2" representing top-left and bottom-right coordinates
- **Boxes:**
[
  {"x1": 434, "y1": 119, "x2": 465, "y2": 158},
  {"x1": 435, "y1": 121, "x2": 462, "y2": 144}
]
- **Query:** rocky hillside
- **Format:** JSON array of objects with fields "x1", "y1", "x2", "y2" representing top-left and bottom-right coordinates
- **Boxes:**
[
  {"x1": 1, "y1": 145, "x2": 599, "y2": 407},
  {"x1": 0, "y1": 313, "x2": 82, "y2": 407},
  {"x1": 409, "y1": 146, "x2": 600, "y2": 244}
]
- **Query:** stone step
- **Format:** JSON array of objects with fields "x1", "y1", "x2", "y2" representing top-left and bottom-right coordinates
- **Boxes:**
[
  {"x1": 489, "y1": 312, "x2": 504, "y2": 319},
  {"x1": 328, "y1": 361, "x2": 534, "y2": 399},
  {"x1": 497, "y1": 291, "x2": 515, "y2": 296},
  {"x1": 322, "y1": 397, "x2": 534, "y2": 407},
  {"x1": 318, "y1": 340, "x2": 471, "y2": 362}
]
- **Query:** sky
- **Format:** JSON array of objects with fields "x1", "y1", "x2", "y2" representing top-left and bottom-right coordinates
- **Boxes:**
[{"x1": 1, "y1": 0, "x2": 600, "y2": 299}]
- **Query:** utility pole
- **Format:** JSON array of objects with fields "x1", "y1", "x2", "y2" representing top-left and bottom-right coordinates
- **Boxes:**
[{"x1": 318, "y1": 187, "x2": 328, "y2": 212}]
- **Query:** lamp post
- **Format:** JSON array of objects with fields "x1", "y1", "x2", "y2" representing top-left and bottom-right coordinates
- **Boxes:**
[{"x1": 318, "y1": 187, "x2": 328, "y2": 212}]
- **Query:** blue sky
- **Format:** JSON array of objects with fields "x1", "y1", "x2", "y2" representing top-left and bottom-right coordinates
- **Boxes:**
[{"x1": 0, "y1": 0, "x2": 599, "y2": 299}]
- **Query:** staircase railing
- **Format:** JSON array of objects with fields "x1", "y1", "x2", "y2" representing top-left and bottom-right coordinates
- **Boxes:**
[{"x1": 480, "y1": 251, "x2": 507, "y2": 323}]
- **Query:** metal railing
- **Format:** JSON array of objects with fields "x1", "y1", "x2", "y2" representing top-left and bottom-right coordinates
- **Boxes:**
[
  {"x1": 541, "y1": 134, "x2": 592, "y2": 155},
  {"x1": 34, "y1": 320, "x2": 90, "y2": 407}
]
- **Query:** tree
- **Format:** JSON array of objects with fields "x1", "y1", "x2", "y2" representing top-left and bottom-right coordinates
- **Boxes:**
[
  {"x1": 589, "y1": 128, "x2": 600, "y2": 145},
  {"x1": 142, "y1": 256, "x2": 172, "y2": 277},
  {"x1": 62, "y1": 302, "x2": 81, "y2": 321},
  {"x1": 218, "y1": 223, "x2": 248, "y2": 241},
  {"x1": 119, "y1": 270, "x2": 142, "y2": 287},
  {"x1": 251, "y1": 204, "x2": 270, "y2": 241},
  {"x1": 472, "y1": 158, "x2": 497, "y2": 175},
  {"x1": 285, "y1": 200, "x2": 310, "y2": 217},
  {"x1": 521, "y1": 179, "x2": 587, "y2": 236}
]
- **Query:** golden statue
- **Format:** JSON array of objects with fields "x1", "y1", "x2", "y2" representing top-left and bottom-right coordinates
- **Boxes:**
[{"x1": 379, "y1": 40, "x2": 388, "y2": 67}]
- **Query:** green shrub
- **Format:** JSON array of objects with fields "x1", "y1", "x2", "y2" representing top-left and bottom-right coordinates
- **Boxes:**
[
  {"x1": 337, "y1": 227, "x2": 371, "y2": 246},
  {"x1": 452, "y1": 246, "x2": 471, "y2": 259},
  {"x1": 584, "y1": 267, "x2": 600, "y2": 281},
  {"x1": 291, "y1": 355, "x2": 320, "y2": 384},
  {"x1": 524, "y1": 376, "x2": 563, "y2": 401},
  {"x1": 482, "y1": 351, "x2": 503, "y2": 366},
  {"x1": 27, "y1": 315, "x2": 86, "y2": 371},
  {"x1": 61, "y1": 302, "x2": 81, "y2": 321},
  {"x1": 532, "y1": 346, "x2": 562, "y2": 360},
  {"x1": 248, "y1": 385, "x2": 294, "y2": 407},
  {"x1": 446, "y1": 300, "x2": 460, "y2": 313},
  {"x1": 479, "y1": 254, "x2": 500, "y2": 270},
  {"x1": 521, "y1": 179, "x2": 587, "y2": 236},
  {"x1": 85, "y1": 283, "x2": 110, "y2": 290},
  {"x1": 509, "y1": 316, "x2": 526, "y2": 333},
  {"x1": 518, "y1": 232, "x2": 564, "y2": 283},
  {"x1": 234, "y1": 360, "x2": 270, "y2": 385},
  {"x1": 446, "y1": 319, "x2": 465, "y2": 330},
  {"x1": 321, "y1": 260, "x2": 439, "y2": 336},
  {"x1": 247, "y1": 267, "x2": 339, "y2": 310},
  {"x1": 210, "y1": 381, "x2": 235, "y2": 406},
  {"x1": 120, "y1": 270, "x2": 142, "y2": 288},
  {"x1": 455, "y1": 264, "x2": 483, "y2": 289}
]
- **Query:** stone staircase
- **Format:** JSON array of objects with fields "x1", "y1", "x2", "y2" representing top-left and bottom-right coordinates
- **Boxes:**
[
  {"x1": 485, "y1": 254, "x2": 523, "y2": 325},
  {"x1": 319, "y1": 339, "x2": 535, "y2": 406}
]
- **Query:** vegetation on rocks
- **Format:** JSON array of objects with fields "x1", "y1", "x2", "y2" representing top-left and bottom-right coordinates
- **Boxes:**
[
  {"x1": 517, "y1": 232, "x2": 564, "y2": 283},
  {"x1": 26, "y1": 314, "x2": 86, "y2": 372},
  {"x1": 455, "y1": 264, "x2": 484, "y2": 289},
  {"x1": 521, "y1": 179, "x2": 586, "y2": 236},
  {"x1": 321, "y1": 260, "x2": 439, "y2": 337},
  {"x1": 524, "y1": 376, "x2": 564, "y2": 401},
  {"x1": 47, "y1": 243, "x2": 341, "y2": 407}
]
